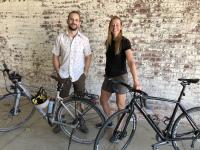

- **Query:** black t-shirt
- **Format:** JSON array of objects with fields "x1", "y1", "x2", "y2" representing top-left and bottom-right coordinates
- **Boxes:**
[{"x1": 105, "y1": 36, "x2": 131, "y2": 77}]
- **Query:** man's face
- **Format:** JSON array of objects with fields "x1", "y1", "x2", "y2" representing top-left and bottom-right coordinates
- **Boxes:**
[{"x1": 67, "y1": 13, "x2": 80, "y2": 31}]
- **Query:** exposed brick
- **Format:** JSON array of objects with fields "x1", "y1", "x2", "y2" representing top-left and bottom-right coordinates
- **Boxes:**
[{"x1": 0, "y1": 0, "x2": 199, "y2": 113}]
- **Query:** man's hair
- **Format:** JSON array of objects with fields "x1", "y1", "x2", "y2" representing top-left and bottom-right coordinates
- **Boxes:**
[{"x1": 68, "y1": 11, "x2": 81, "y2": 20}]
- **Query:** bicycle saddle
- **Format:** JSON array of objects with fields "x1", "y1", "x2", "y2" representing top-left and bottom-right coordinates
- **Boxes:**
[{"x1": 178, "y1": 78, "x2": 199, "y2": 84}]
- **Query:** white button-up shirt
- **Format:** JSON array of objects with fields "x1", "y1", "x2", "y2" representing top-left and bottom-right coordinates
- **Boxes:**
[{"x1": 52, "y1": 31, "x2": 91, "y2": 82}]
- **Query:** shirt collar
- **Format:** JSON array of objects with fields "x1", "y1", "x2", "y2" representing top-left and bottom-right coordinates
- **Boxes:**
[{"x1": 65, "y1": 30, "x2": 82, "y2": 38}]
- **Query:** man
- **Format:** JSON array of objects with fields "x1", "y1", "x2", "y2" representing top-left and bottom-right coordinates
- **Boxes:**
[{"x1": 52, "y1": 11, "x2": 92, "y2": 133}]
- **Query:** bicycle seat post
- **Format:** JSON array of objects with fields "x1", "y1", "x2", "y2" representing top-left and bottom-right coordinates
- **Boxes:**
[{"x1": 177, "y1": 81, "x2": 188, "y2": 103}]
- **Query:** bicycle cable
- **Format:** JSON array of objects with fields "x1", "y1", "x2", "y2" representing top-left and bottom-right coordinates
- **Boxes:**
[{"x1": 2, "y1": 71, "x2": 11, "y2": 93}]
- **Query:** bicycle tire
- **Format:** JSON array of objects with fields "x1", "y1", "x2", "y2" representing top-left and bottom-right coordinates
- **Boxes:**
[
  {"x1": 94, "y1": 109, "x2": 137, "y2": 150},
  {"x1": 56, "y1": 98, "x2": 105, "y2": 144},
  {"x1": 0, "y1": 93, "x2": 35, "y2": 132},
  {"x1": 172, "y1": 107, "x2": 200, "y2": 150}
]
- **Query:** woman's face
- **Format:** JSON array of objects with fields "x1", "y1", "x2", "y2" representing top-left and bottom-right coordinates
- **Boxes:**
[{"x1": 110, "y1": 18, "x2": 122, "y2": 38}]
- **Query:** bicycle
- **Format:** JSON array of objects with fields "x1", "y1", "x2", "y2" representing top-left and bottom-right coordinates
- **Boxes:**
[
  {"x1": 0, "y1": 63, "x2": 105, "y2": 144},
  {"x1": 94, "y1": 78, "x2": 200, "y2": 150}
]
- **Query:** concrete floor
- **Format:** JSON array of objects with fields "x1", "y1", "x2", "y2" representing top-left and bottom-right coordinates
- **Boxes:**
[{"x1": 0, "y1": 112, "x2": 175, "y2": 150}]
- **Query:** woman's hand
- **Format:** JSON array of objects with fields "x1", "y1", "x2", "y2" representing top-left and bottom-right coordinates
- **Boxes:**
[{"x1": 133, "y1": 80, "x2": 141, "y2": 90}]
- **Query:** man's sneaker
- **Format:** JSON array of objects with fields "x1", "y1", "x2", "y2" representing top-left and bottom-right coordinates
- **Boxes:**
[
  {"x1": 96, "y1": 122, "x2": 113, "y2": 129},
  {"x1": 52, "y1": 115, "x2": 65, "y2": 134},
  {"x1": 78, "y1": 123, "x2": 89, "y2": 133},
  {"x1": 52, "y1": 125, "x2": 61, "y2": 134}
]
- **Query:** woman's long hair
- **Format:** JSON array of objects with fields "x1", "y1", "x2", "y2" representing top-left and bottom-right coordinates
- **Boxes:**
[{"x1": 106, "y1": 16, "x2": 122, "y2": 55}]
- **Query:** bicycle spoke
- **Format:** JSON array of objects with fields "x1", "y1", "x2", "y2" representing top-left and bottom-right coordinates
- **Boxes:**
[
  {"x1": 94, "y1": 109, "x2": 136, "y2": 150},
  {"x1": 0, "y1": 94, "x2": 35, "y2": 132}
]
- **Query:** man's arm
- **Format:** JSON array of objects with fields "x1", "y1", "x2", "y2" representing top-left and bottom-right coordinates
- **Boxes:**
[
  {"x1": 84, "y1": 54, "x2": 92, "y2": 76},
  {"x1": 53, "y1": 54, "x2": 60, "y2": 75}
]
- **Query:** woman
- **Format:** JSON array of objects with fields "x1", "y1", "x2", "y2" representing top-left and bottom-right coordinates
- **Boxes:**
[{"x1": 96, "y1": 16, "x2": 141, "y2": 129}]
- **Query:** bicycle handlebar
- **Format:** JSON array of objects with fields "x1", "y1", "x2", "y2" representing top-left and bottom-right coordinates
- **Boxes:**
[
  {"x1": 1, "y1": 63, "x2": 22, "y2": 82},
  {"x1": 3, "y1": 63, "x2": 9, "y2": 73}
]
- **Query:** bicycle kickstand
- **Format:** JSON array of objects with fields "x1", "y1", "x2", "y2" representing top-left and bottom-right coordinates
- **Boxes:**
[{"x1": 152, "y1": 141, "x2": 168, "y2": 150}]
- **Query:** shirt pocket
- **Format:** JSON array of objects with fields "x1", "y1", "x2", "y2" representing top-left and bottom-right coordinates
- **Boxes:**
[
  {"x1": 72, "y1": 40, "x2": 84, "y2": 54},
  {"x1": 60, "y1": 39, "x2": 71, "y2": 56}
]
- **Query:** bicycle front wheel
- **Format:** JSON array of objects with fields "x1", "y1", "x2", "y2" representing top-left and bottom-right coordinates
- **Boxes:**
[
  {"x1": 94, "y1": 109, "x2": 137, "y2": 150},
  {"x1": 172, "y1": 107, "x2": 200, "y2": 150},
  {"x1": 0, "y1": 93, "x2": 35, "y2": 132},
  {"x1": 57, "y1": 98, "x2": 105, "y2": 144}
]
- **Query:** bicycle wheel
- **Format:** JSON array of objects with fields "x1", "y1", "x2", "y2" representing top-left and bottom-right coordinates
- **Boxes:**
[
  {"x1": 57, "y1": 98, "x2": 105, "y2": 144},
  {"x1": 0, "y1": 93, "x2": 35, "y2": 132},
  {"x1": 94, "y1": 109, "x2": 137, "y2": 150},
  {"x1": 172, "y1": 107, "x2": 200, "y2": 150}
]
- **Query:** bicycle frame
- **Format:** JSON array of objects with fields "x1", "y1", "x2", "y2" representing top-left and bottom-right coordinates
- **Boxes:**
[
  {"x1": 131, "y1": 82, "x2": 200, "y2": 142},
  {"x1": 47, "y1": 91, "x2": 98, "y2": 128}
]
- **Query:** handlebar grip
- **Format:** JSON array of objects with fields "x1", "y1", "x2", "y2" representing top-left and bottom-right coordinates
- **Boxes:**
[
  {"x1": 3, "y1": 63, "x2": 9, "y2": 72},
  {"x1": 134, "y1": 89, "x2": 148, "y2": 97}
]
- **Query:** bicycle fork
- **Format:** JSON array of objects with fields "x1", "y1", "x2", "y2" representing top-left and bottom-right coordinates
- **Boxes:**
[{"x1": 11, "y1": 89, "x2": 21, "y2": 116}]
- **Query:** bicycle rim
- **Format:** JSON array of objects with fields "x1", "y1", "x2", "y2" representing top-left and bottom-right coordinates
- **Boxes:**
[
  {"x1": 172, "y1": 107, "x2": 200, "y2": 150},
  {"x1": 57, "y1": 98, "x2": 105, "y2": 144},
  {"x1": 0, "y1": 94, "x2": 35, "y2": 132},
  {"x1": 94, "y1": 109, "x2": 137, "y2": 150}
]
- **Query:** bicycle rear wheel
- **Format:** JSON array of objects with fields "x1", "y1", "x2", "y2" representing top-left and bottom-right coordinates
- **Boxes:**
[
  {"x1": 57, "y1": 98, "x2": 105, "y2": 144},
  {"x1": 94, "y1": 109, "x2": 137, "y2": 150},
  {"x1": 172, "y1": 107, "x2": 200, "y2": 150},
  {"x1": 0, "y1": 93, "x2": 35, "y2": 132}
]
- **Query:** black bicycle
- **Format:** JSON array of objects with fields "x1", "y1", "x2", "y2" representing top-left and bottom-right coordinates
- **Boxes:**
[
  {"x1": 94, "y1": 78, "x2": 200, "y2": 150},
  {"x1": 0, "y1": 63, "x2": 105, "y2": 144}
]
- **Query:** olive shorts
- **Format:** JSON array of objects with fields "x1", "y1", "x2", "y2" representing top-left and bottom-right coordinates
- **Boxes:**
[
  {"x1": 59, "y1": 73, "x2": 86, "y2": 98},
  {"x1": 102, "y1": 73, "x2": 129, "y2": 94}
]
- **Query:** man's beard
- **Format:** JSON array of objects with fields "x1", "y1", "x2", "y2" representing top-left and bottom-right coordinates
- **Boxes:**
[{"x1": 68, "y1": 24, "x2": 78, "y2": 31}]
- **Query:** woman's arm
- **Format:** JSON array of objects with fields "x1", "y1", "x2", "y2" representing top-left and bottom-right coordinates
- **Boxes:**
[{"x1": 125, "y1": 49, "x2": 141, "y2": 90}]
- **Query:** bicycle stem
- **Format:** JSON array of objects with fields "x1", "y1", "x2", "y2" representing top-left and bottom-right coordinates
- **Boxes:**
[{"x1": 13, "y1": 88, "x2": 21, "y2": 115}]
